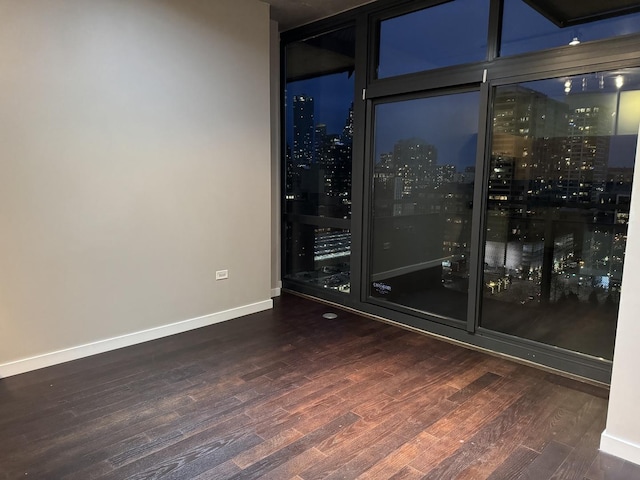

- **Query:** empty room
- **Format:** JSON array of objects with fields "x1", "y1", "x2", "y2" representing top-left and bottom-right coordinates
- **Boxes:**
[{"x1": 2, "y1": 0, "x2": 640, "y2": 478}]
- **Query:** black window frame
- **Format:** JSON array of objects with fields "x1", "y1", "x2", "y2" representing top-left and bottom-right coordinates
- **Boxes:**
[
  {"x1": 362, "y1": 84, "x2": 486, "y2": 332},
  {"x1": 281, "y1": 21, "x2": 360, "y2": 301},
  {"x1": 280, "y1": 0, "x2": 640, "y2": 384}
]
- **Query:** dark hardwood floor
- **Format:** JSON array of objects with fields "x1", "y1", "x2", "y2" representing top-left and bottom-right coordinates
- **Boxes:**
[{"x1": 1, "y1": 292, "x2": 639, "y2": 479}]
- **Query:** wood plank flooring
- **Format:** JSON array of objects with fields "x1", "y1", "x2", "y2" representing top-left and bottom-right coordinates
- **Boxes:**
[{"x1": 1, "y1": 292, "x2": 639, "y2": 479}]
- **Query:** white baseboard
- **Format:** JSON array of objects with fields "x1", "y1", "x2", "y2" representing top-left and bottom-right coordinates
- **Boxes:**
[
  {"x1": 271, "y1": 280, "x2": 282, "y2": 298},
  {"x1": 601, "y1": 430, "x2": 640, "y2": 466},
  {"x1": 0, "y1": 299, "x2": 273, "y2": 378}
]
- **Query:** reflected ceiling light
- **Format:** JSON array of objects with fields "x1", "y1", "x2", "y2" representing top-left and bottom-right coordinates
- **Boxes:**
[
  {"x1": 569, "y1": 37, "x2": 581, "y2": 46},
  {"x1": 615, "y1": 75, "x2": 624, "y2": 89},
  {"x1": 564, "y1": 79, "x2": 572, "y2": 94}
]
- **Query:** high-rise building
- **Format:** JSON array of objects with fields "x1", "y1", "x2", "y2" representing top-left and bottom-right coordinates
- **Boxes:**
[
  {"x1": 491, "y1": 85, "x2": 569, "y2": 208},
  {"x1": 314, "y1": 123, "x2": 328, "y2": 164},
  {"x1": 565, "y1": 95, "x2": 614, "y2": 203},
  {"x1": 293, "y1": 95, "x2": 315, "y2": 166},
  {"x1": 341, "y1": 102, "x2": 354, "y2": 145},
  {"x1": 392, "y1": 137, "x2": 438, "y2": 197}
]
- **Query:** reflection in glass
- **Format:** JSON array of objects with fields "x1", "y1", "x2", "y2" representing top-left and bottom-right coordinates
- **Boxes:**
[
  {"x1": 369, "y1": 92, "x2": 480, "y2": 321},
  {"x1": 377, "y1": 0, "x2": 489, "y2": 79},
  {"x1": 284, "y1": 27, "x2": 355, "y2": 293},
  {"x1": 481, "y1": 69, "x2": 640, "y2": 359},
  {"x1": 285, "y1": 224, "x2": 351, "y2": 293},
  {"x1": 501, "y1": 0, "x2": 640, "y2": 57}
]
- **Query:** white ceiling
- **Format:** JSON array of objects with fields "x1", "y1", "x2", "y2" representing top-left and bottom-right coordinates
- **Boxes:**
[{"x1": 264, "y1": 0, "x2": 376, "y2": 31}]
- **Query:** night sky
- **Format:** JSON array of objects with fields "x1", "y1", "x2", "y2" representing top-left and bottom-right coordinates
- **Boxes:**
[
  {"x1": 285, "y1": 72, "x2": 354, "y2": 145},
  {"x1": 373, "y1": 93, "x2": 480, "y2": 169}
]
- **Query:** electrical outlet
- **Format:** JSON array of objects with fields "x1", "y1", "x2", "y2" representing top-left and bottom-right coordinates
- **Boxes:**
[{"x1": 215, "y1": 269, "x2": 229, "y2": 280}]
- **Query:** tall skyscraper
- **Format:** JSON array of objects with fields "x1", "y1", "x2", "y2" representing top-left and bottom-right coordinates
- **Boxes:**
[
  {"x1": 392, "y1": 137, "x2": 438, "y2": 197},
  {"x1": 293, "y1": 95, "x2": 315, "y2": 166},
  {"x1": 565, "y1": 96, "x2": 613, "y2": 203},
  {"x1": 341, "y1": 102, "x2": 354, "y2": 145}
]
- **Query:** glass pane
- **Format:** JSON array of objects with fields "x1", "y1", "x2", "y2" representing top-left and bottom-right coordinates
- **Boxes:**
[
  {"x1": 377, "y1": 0, "x2": 489, "y2": 79},
  {"x1": 285, "y1": 27, "x2": 355, "y2": 220},
  {"x1": 284, "y1": 223, "x2": 351, "y2": 293},
  {"x1": 501, "y1": 0, "x2": 640, "y2": 57},
  {"x1": 481, "y1": 68, "x2": 640, "y2": 359},
  {"x1": 284, "y1": 27, "x2": 354, "y2": 296},
  {"x1": 369, "y1": 91, "x2": 480, "y2": 321}
]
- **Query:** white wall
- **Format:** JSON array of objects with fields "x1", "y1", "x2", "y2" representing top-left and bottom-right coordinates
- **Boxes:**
[
  {"x1": 270, "y1": 19, "x2": 282, "y2": 298},
  {"x1": 0, "y1": 0, "x2": 272, "y2": 376},
  {"x1": 601, "y1": 127, "x2": 640, "y2": 465}
]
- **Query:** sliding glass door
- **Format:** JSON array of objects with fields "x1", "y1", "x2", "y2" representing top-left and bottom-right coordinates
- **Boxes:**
[{"x1": 367, "y1": 91, "x2": 481, "y2": 325}]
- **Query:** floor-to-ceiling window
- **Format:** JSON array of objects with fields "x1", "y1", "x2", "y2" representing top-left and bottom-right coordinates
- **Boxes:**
[
  {"x1": 368, "y1": 91, "x2": 480, "y2": 325},
  {"x1": 283, "y1": 26, "x2": 355, "y2": 295},
  {"x1": 365, "y1": 0, "x2": 489, "y2": 327},
  {"x1": 481, "y1": 70, "x2": 640, "y2": 360},
  {"x1": 282, "y1": 0, "x2": 640, "y2": 382}
]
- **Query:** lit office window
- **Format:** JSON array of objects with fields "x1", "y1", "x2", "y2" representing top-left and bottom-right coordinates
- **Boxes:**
[{"x1": 285, "y1": 223, "x2": 351, "y2": 293}]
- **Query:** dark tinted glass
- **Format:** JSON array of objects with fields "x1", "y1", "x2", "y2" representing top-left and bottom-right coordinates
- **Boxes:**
[
  {"x1": 284, "y1": 27, "x2": 355, "y2": 294},
  {"x1": 480, "y1": 69, "x2": 640, "y2": 359},
  {"x1": 377, "y1": 0, "x2": 489, "y2": 79},
  {"x1": 369, "y1": 91, "x2": 480, "y2": 321},
  {"x1": 285, "y1": 27, "x2": 355, "y2": 220},
  {"x1": 284, "y1": 223, "x2": 351, "y2": 293},
  {"x1": 501, "y1": 0, "x2": 640, "y2": 57}
]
